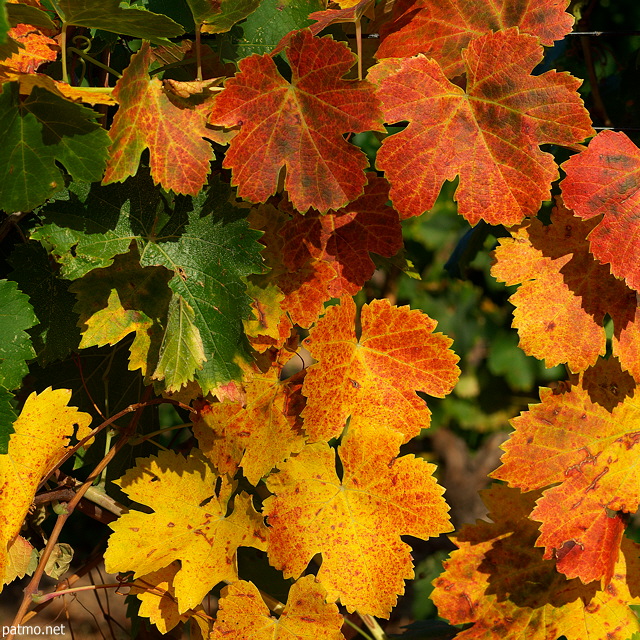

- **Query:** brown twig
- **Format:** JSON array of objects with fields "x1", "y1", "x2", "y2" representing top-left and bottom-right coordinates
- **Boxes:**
[{"x1": 9, "y1": 389, "x2": 155, "y2": 634}]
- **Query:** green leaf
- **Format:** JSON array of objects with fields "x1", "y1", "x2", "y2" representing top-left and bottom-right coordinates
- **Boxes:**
[
  {"x1": 33, "y1": 174, "x2": 266, "y2": 392},
  {"x1": 133, "y1": 0, "x2": 195, "y2": 31},
  {"x1": 0, "y1": 84, "x2": 110, "y2": 214},
  {"x1": 69, "y1": 247, "x2": 173, "y2": 376},
  {"x1": 0, "y1": 0, "x2": 10, "y2": 44},
  {"x1": 56, "y1": 0, "x2": 184, "y2": 41},
  {"x1": 220, "y1": 0, "x2": 323, "y2": 60},
  {"x1": 152, "y1": 295, "x2": 205, "y2": 390},
  {"x1": 0, "y1": 386, "x2": 17, "y2": 455},
  {"x1": 0, "y1": 279, "x2": 37, "y2": 390},
  {"x1": 8, "y1": 242, "x2": 81, "y2": 366},
  {"x1": 7, "y1": 3, "x2": 56, "y2": 29},
  {"x1": 190, "y1": 0, "x2": 261, "y2": 34}
]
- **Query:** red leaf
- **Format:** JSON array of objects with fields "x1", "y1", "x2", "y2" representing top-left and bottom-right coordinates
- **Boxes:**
[
  {"x1": 370, "y1": 29, "x2": 593, "y2": 224},
  {"x1": 208, "y1": 29, "x2": 384, "y2": 213},
  {"x1": 531, "y1": 462, "x2": 627, "y2": 585},
  {"x1": 103, "y1": 42, "x2": 219, "y2": 195},
  {"x1": 280, "y1": 176, "x2": 403, "y2": 296},
  {"x1": 376, "y1": 0, "x2": 574, "y2": 77},
  {"x1": 562, "y1": 130, "x2": 640, "y2": 293}
]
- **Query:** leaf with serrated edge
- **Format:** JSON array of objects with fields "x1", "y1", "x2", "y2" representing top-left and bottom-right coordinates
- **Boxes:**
[
  {"x1": 492, "y1": 363, "x2": 640, "y2": 583},
  {"x1": 0, "y1": 279, "x2": 37, "y2": 390},
  {"x1": 152, "y1": 295, "x2": 206, "y2": 391},
  {"x1": 56, "y1": 0, "x2": 183, "y2": 41},
  {"x1": 301, "y1": 297, "x2": 459, "y2": 442},
  {"x1": 32, "y1": 175, "x2": 265, "y2": 392},
  {"x1": 264, "y1": 427, "x2": 452, "y2": 616},
  {"x1": 209, "y1": 30, "x2": 384, "y2": 213},
  {"x1": 491, "y1": 200, "x2": 638, "y2": 374},
  {"x1": 212, "y1": 576, "x2": 345, "y2": 640},
  {"x1": 0, "y1": 84, "x2": 110, "y2": 213},
  {"x1": 104, "y1": 449, "x2": 268, "y2": 614},
  {"x1": 376, "y1": 0, "x2": 574, "y2": 77},
  {"x1": 193, "y1": 364, "x2": 305, "y2": 484},
  {"x1": 432, "y1": 484, "x2": 640, "y2": 640},
  {"x1": 103, "y1": 42, "x2": 219, "y2": 196},
  {"x1": 370, "y1": 29, "x2": 593, "y2": 224},
  {"x1": 0, "y1": 389, "x2": 92, "y2": 585},
  {"x1": 562, "y1": 130, "x2": 640, "y2": 293}
]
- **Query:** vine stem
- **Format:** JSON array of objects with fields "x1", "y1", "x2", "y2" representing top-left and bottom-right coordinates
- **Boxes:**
[
  {"x1": 37, "y1": 396, "x2": 192, "y2": 493},
  {"x1": 358, "y1": 613, "x2": 388, "y2": 640},
  {"x1": 9, "y1": 389, "x2": 157, "y2": 634},
  {"x1": 32, "y1": 583, "x2": 122, "y2": 603},
  {"x1": 195, "y1": 22, "x2": 203, "y2": 81}
]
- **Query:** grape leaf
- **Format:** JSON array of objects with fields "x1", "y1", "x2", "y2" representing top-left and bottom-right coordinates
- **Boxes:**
[
  {"x1": 1, "y1": 22, "x2": 57, "y2": 74},
  {"x1": 247, "y1": 204, "x2": 335, "y2": 332},
  {"x1": 193, "y1": 363, "x2": 306, "y2": 484},
  {"x1": 370, "y1": 29, "x2": 594, "y2": 224},
  {"x1": 0, "y1": 387, "x2": 15, "y2": 455},
  {"x1": 562, "y1": 130, "x2": 640, "y2": 293},
  {"x1": 0, "y1": 279, "x2": 37, "y2": 391},
  {"x1": 69, "y1": 249, "x2": 172, "y2": 377},
  {"x1": 104, "y1": 449, "x2": 268, "y2": 614},
  {"x1": 0, "y1": 83, "x2": 110, "y2": 213},
  {"x1": 0, "y1": 0, "x2": 8, "y2": 43},
  {"x1": 491, "y1": 200, "x2": 639, "y2": 374},
  {"x1": 492, "y1": 366, "x2": 640, "y2": 583},
  {"x1": 264, "y1": 427, "x2": 452, "y2": 616},
  {"x1": 6, "y1": 3, "x2": 56, "y2": 30},
  {"x1": 192, "y1": 0, "x2": 261, "y2": 34},
  {"x1": 212, "y1": 576, "x2": 345, "y2": 640},
  {"x1": 530, "y1": 457, "x2": 628, "y2": 585},
  {"x1": 9, "y1": 242, "x2": 81, "y2": 366},
  {"x1": 301, "y1": 296, "x2": 460, "y2": 442},
  {"x1": 103, "y1": 42, "x2": 219, "y2": 196},
  {"x1": 0, "y1": 388, "x2": 92, "y2": 585},
  {"x1": 56, "y1": 0, "x2": 184, "y2": 41},
  {"x1": 221, "y1": 0, "x2": 323, "y2": 60},
  {"x1": 152, "y1": 295, "x2": 206, "y2": 390},
  {"x1": 130, "y1": 562, "x2": 212, "y2": 634},
  {"x1": 279, "y1": 175, "x2": 404, "y2": 296},
  {"x1": 209, "y1": 29, "x2": 384, "y2": 213},
  {"x1": 431, "y1": 484, "x2": 640, "y2": 640},
  {"x1": 32, "y1": 176, "x2": 265, "y2": 393},
  {"x1": 308, "y1": 0, "x2": 373, "y2": 35},
  {"x1": 376, "y1": 0, "x2": 574, "y2": 77}
]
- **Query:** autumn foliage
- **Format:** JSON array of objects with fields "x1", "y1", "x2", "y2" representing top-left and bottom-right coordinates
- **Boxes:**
[{"x1": 1, "y1": 0, "x2": 640, "y2": 638}]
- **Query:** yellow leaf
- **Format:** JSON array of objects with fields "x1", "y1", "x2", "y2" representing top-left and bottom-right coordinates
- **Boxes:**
[
  {"x1": 193, "y1": 365, "x2": 306, "y2": 485},
  {"x1": 104, "y1": 449, "x2": 268, "y2": 613},
  {"x1": 0, "y1": 388, "x2": 92, "y2": 588},
  {"x1": 131, "y1": 562, "x2": 212, "y2": 634},
  {"x1": 212, "y1": 576, "x2": 345, "y2": 640}
]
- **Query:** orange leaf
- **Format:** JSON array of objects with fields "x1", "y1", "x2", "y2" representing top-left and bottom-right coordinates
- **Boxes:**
[
  {"x1": 432, "y1": 485, "x2": 640, "y2": 640},
  {"x1": 562, "y1": 130, "x2": 640, "y2": 293},
  {"x1": 2, "y1": 23, "x2": 58, "y2": 74},
  {"x1": 208, "y1": 29, "x2": 384, "y2": 213},
  {"x1": 301, "y1": 297, "x2": 459, "y2": 442},
  {"x1": 370, "y1": 29, "x2": 593, "y2": 224},
  {"x1": 192, "y1": 364, "x2": 306, "y2": 485},
  {"x1": 264, "y1": 427, "x2": 452, "y2": 616},
  {"x1": 492, "y1": 365, "x2": 640, "y2": 583},
  {"x1": 0, "y1": 389, "x2": 92, "y2": 586},
  {"x1": 376, "y1": 0, "x2": 574, "y2": 77},
  {"x1": 103, "y1": 42, "x2": 221, "y2": 195},
  {"x1": 104, "y1": 449, "x2": 268, "y2": 613},
  {"x1": 212, "y1": 576, "x2": 345, "y2": 640},
  {"x1": 491, "y1": 200, "x2": 637, "y2": 374}
]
